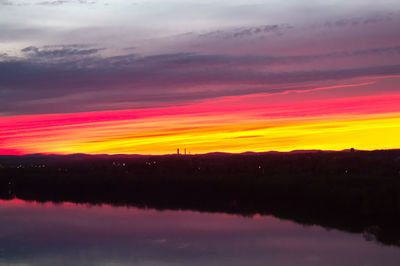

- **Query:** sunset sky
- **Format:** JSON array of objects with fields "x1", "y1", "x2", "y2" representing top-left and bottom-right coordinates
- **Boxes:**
[{"x1": 1, "y1": 0, "x2": 400, "y2": 155}]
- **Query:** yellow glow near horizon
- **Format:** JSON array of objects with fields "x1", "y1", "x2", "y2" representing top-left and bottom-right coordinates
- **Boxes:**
[
  {"x1": 73, "y1": 113, "x2": 400, "y2": 155},
  {"x1": 1, "y1": 92, "x2": 400, "y2": 155},
  {"x1": 2, "y1": 112, "x2": 396, "y2": 155}
]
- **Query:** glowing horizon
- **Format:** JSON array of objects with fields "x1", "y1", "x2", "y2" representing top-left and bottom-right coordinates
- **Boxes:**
[{"x1": 2, "y1": 79, "x2": 400, "y2": 155}]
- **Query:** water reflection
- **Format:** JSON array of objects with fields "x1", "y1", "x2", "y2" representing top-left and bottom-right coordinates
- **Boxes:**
[{"x1": 0, "y1": 199, "x2": 400, "y2": 265}]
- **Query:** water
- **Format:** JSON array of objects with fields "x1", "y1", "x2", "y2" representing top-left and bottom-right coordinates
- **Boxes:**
[{"x1": 0, "y1": 199, "x2": 399, "y2": 266}]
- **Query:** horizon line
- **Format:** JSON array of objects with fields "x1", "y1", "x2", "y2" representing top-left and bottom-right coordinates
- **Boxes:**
[{"x1": 2, "y1": 148, "x2": 400, "y2": 157}]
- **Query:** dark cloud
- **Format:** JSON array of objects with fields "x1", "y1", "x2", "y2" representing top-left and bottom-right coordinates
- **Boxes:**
[
  {"x1": 323, "y1": 12, "x2": 395, "y2": 29},
  {"x1": 136, "y1": 46, "x2": 400, "y2": 68},
  {"x1": 198, "y1": 24, "x2": 293, "y2": 40},
  {"x1": 21, "y1": 45, "x2": 101, "y2": 59},
  {"x1": 1, "y1": 44, "x2": 400, "y2": 115}
]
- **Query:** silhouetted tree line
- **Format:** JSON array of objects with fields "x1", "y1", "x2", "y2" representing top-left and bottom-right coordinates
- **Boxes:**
[{"x1": 1, "y1": 150, "x2": 400, "y2": 246}]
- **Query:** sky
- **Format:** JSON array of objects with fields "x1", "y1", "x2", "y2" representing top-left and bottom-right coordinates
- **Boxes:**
[{"x1": 1, "y1": 0, "x2": 400, "y2": 154}]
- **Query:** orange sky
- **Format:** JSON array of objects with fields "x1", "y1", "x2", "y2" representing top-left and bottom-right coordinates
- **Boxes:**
[{"x1": 1, "y1": 78, "x2": 400, "y2": 155}]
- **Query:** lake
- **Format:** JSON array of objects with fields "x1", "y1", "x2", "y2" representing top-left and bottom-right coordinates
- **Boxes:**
[{"x1": 0, "y1": 199, "x2": 399, "y2": 266}]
